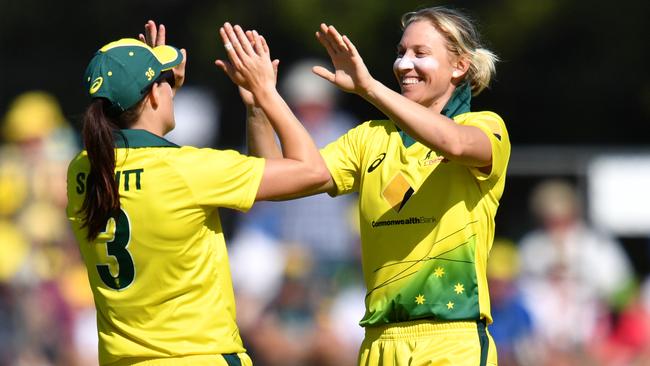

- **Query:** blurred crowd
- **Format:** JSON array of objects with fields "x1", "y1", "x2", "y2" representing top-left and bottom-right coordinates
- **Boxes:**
[{"x1": 2, "y1": 61, "x2": 650, "y2": 366}]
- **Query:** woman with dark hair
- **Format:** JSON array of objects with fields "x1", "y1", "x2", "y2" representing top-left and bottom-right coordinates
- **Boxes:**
[{"x1": 66, "y1": 22, "x2": 328, "y2": 366}]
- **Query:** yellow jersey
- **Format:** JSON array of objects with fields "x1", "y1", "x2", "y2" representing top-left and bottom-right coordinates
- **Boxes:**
[
  {"x1": 66, "y1": 129, "x2": 264, "y2": 365},
  {"x1": 321, "y1": 111, "x2": 510, "y2": 327}
]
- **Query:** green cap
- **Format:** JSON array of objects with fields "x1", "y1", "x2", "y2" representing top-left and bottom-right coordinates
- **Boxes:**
[{"x1": 84, "y1": 38, "x2": 183, "y2": 113}]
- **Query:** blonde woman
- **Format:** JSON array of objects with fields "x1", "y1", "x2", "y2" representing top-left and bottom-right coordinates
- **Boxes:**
[{"x1": 244, "y1": 6, "x2": 510, "y2": 365}]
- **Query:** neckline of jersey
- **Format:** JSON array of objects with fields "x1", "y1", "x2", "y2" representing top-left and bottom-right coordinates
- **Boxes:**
[{"x1": 114, "y1": 129, "x2": 179, "y2": 148}]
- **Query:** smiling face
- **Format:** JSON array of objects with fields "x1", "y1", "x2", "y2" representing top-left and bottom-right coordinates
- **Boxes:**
[{"x1": 393, "y1": 20, "x2": 460, "y2": 111}]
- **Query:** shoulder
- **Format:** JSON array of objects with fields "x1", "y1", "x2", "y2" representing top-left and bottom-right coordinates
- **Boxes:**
[
  {"x1": 346, "y1": 119, "x2": 396, "y2": 137},
  {"x1": 455, "y1": 111, "x2": 505, "y2": 126},
  {"x1": 169, "y1": 146, "x2": 262, "y2": 171},
  {"x1": 166, "y1": 146, "x2": 246, "y2": 160},
  {"x1": 67, "y1": 151, "x2": 88, "y2": 173},
  {"x1": 456, "y1": 111, "x2": 508, "y2": 141}
]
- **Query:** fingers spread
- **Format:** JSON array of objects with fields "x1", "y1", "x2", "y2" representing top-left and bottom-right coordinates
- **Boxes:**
[
  {"x1": 251, "y1": 30, "x2": 265, "y2": 55},
  {"x1": 157, "y1": 24, "x2": 166, "y2": 46},
  {"x1": 179, "y1": 48, "x2": 187, "y2": 66},
  {"x1": 260, "y1": 34, "x2": 270, "y2": 54},
  {"x1": 342, "y1": 35, "x2": 357, "y2": 55},
  {"x1": 327, "y1": 25, "x2": 348, "y2": 52},
  {"x1": 316, "y1": 30, "x2": 337, "y2": 57},
  {"x1": 219, "y1": 26, "x2": 232, "y2": 51},
  {"x1": 144, "y1": 20, "x2": 157, "y2": 47},
  {"x1": 223, "y1": 23, "x2": 246, "y2": 60},
  {"x1": 234, "y1": 24, "x2": 254, "y2": 56}
]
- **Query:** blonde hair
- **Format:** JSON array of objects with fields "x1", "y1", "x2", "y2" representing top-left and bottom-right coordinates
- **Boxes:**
[{"x1": 401, "y1": 6, "x2": 498, "y2": 96}]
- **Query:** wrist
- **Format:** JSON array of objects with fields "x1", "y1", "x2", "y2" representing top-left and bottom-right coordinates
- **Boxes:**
[
  {"x1": 252, "y1": 85, "x2": 279, "y2": 108},
  {"x1": 246, "y1": 104, "x2": 265, "y2": 117},
  {"x1": 360, "y1": 78, "x2": 379, "y2": 100}
]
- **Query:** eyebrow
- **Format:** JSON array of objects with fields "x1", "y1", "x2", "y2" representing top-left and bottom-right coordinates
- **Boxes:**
[{"x1": 396, "y1": 44, "x2": 432, "y2": 52}]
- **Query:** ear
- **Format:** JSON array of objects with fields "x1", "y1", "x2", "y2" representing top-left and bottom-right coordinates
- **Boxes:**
[
  {"x1": 147, "y1": 83, "x2": 162, "y2": 110},
  {"x1": 452, "y1": 56, "x2": 470, "y2": 79}
]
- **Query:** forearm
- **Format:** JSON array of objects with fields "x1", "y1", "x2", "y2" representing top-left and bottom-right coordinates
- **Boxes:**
[
  {"x1": 251, "y1": 87, "x2": 334, "y2": 201},
  {"x1": 254, "y1": 87, "x2": 324, "y2": 166},
  {"x1": 362, "y1": 80, "x2": 491, "y2": 166},
  {"x1": 246, "y1": 105, "x2": 282, "y2": 158}
]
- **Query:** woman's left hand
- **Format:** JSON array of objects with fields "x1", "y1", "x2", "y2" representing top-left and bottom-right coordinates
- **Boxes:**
[
  {"x1": 313, "y1": 23, "x2": 374, "y2": 96},
  {"x1": 139, "y1": 20, "x2": 186, "y2": 95}
]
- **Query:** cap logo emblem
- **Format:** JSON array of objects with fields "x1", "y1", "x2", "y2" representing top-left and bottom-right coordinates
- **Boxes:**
[
  {"x1": 145, "y1": 67, "x2": 155, "y2": 81},
  {"x1": 89, "y1": 77, "x2": 103, "y2": 94}
]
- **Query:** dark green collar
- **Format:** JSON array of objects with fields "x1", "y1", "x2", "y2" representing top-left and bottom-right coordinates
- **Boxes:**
[
  {"x1": 399, "y1": 83, "x2": 472, "y2": 147},
  {"x1": 114, "y1": 129, "x2": 179, "y2": 148}
]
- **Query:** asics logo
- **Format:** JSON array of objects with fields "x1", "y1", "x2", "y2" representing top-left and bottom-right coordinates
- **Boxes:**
[
  {"x1": 89, "y1": 77, "x2": 103, "y2": 94},
  {"x1": 367, "y1": 153, "x2": 386, "y2": 173}
]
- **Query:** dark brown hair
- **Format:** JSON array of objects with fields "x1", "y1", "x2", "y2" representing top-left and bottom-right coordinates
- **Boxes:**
[{"x1": 80, "y1": 98, "x2": 143, "y2": 240}]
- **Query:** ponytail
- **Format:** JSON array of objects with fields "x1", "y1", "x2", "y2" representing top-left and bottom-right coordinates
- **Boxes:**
[{"x1": 80, "y1": 98, "x2": 142, "y2": 240}]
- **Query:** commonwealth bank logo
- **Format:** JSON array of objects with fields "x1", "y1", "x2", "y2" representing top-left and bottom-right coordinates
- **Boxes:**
[{"x1": 382, "y1": 172, "x2": 414, "y2": 212}]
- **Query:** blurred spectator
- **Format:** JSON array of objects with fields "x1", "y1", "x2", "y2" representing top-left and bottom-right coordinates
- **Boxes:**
[
  {"x1": 164, "y1": 86, "x2": 220, "y2": 147},
  {"x1": 230, "y1": 57, "x2": 360, "y2": 306},
  {"x1": 0, "y1": 91, "x2": 92, "y2": 365},
  {"x1": 487, "y1": 238, "x2": 533, "y2": 366},
  {"x1": 238, "y1": 245, "x2": 362, "y2": 366},
  {"x1": 261, "y1": 58, "x2": 358, "y2": 261},
  {"x1": 517, "y1": 179, "x2": 634, "y2": 364},
  {"x1": 229, "y1": 58, "x2": 363, "y2": 365},
  {"x1": 589, "y1": 279, "x2": 650, "y2": 366}
]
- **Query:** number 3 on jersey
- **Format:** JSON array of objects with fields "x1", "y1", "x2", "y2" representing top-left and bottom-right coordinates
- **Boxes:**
[{"x1": 97, "y1": 208, "x2": 135, "y2": 290}]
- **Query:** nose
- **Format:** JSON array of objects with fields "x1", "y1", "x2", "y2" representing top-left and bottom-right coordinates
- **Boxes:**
[{"x1": 395, "y1": 55, "x2": 415, "y2": 71}]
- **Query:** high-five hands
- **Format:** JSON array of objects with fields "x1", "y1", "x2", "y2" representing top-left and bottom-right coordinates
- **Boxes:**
[
  {"x1": 138, "y1": 20, "x2": 187, "y2": 94},
  {"x1": 313, "y1": 23, "x2": 374, "y2": 96},
  {"x1": 215, "y1": 23, "x2": 279, "y2": 104}
]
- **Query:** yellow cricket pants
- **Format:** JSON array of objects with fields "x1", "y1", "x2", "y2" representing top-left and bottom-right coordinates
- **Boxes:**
[
  {"x1": 105, "y1": 352, "x2": 252, "y2": 366},
  {"x1": 358, "y1": 319, "x2": 497, "y2": 366}
]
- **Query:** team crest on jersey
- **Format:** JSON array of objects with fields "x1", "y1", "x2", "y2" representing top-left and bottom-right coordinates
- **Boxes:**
[{"x1": 382, "y1": 172, "x2": 414, "y2": 212}]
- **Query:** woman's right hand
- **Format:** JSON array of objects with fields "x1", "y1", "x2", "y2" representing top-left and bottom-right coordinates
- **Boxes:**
[
  {"x1": 215, "y1": 23, "x2": 276, "y2": 99},
  {"x1": 237, "y1": 60, "x2": 279, "y2": 108},
  {"x1": 139, "y1": 20, "x2": 187, "y2": 96},
  {"x1": 313, "y1": 23, "x2": 375, "y2": 96},
  {"x1": 236, "y1": 30, "x2": 280, "y2": 108}
]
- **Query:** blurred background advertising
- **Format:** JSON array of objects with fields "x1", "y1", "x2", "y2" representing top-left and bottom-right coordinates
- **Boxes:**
[{"x1": 1, "y1": 0, "x2": 649, "y2": 365}]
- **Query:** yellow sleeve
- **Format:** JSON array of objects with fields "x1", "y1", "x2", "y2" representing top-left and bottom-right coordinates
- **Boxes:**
[
  {"x1": 172, "y1": 147, "x2": 265, "y2": 211},
  {"x1": 320, "y1": 122, "x2": 367, "y2": 196},
  {"x1": 462, "y1": 112, "x2": 511, "y2": 181}
]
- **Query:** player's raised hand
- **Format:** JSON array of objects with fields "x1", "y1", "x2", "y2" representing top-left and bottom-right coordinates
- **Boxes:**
[
  {"x1": 139, "y1": 20, "x2": 187, "y2": 94},
  {"x1": 235, "y1": 31, "x2": 280, "y2": 107},
  {"x1": 215, "y1": 23, "x2": 276, "y2": 97},
  {"x1": 314, "y1": 23, "x2": 374, "y2": 96},
  {"x1": 139, "y1": 20, "x2": 166, "y2": 47}
]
